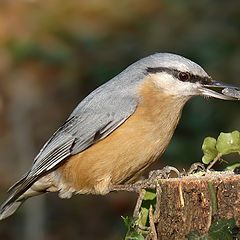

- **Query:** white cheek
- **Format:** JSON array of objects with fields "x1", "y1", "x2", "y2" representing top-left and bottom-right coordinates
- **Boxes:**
[{"x1": 151, "y1": 73, "x2": 200, "y2": 96}]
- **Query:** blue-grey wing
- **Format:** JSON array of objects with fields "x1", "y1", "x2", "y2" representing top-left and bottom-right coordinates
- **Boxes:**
[
  {"x1": 2, "y1": 60, "x2": 144, "y2": 210},
  {"x1": 32, "y1": 95, "x2": 138, "y2": 175},
  {"x1": 5, "y1": 92, "x2": 138, "y2": 206}
]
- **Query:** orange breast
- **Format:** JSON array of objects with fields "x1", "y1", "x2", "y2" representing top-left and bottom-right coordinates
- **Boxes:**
[{"x1": 56, "y1": 78, "x2": 189, "y2": 195}]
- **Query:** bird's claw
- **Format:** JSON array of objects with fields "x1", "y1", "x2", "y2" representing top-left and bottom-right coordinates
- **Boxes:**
[{"x1": 187, "y1": 162, "x2": 205, "y2": 175}]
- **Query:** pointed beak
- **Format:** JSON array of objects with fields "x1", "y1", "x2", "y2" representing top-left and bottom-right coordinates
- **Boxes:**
[{"x1": 199, "y1": 80, "x2": 240, "y2": 100}]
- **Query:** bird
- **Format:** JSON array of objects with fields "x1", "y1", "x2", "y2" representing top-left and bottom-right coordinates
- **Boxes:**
[{"x1": 0, "y1": 52, "x2": 239, "y2": 220}]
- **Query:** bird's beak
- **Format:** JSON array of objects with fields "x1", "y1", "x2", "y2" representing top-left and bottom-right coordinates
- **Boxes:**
[{"x1": 199, "y1": 80, "x2": 240, "y2": 100}]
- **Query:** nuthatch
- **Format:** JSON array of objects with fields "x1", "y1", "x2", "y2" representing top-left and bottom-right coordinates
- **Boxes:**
[{"x1": 1, "y1": 53, "x2": 239, "y2": 220}]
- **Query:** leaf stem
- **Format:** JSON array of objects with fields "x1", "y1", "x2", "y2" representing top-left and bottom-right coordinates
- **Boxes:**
[{"x1": 207, "y1": 153, "x2": 222, "y2": 170}]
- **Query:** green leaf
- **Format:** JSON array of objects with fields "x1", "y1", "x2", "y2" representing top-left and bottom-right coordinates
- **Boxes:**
[
  {"x1": 207, "y1": 218, "x2": 235, "y2": 240},
  {"x1": 125, "y1": 230, "x2": 145, "y2": 240},
  {"x1": 143, "y1": 190, "x2": 156, "y2": 201},
  {"x1": 186, "y1": 230, "x2": 201, "y2": 240},
  {"x1": 225, "y1": 162, "x2": 240, "y2": 171},
  {"x1": 202, "y1": 137, "x2": 218, "y2": 164},
  {"x1": 122, "y1": 216, "x2": 130, "y2": 229},
  {"x1": 139, "y1": 189, "x2": 156, "y2": 228},
  {"x1": 122, "y1": 216, "x2": 138, "y2": 229},
  {"x1": 216, "y1": 131, "x2": 240, "y2": 155},
  {"x1": 122, "y1": 216, "x2": 144, "y2": 240},
  {"x1": 186, "y1": 218, "x2": 236, "y2": 240},
  {"x1": 139, "y1": 207, "x2": 149, "y2": 228}
]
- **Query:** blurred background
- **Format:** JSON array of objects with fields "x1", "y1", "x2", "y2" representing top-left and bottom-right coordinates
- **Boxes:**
[{"x1": 0, "y1": 0, "x2": 239, "y2": 239}]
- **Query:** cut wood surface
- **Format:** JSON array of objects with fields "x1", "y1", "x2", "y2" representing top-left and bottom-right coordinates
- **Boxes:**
[{"x1": 155, "y1": 171, "x2": 240, "y2": 239}]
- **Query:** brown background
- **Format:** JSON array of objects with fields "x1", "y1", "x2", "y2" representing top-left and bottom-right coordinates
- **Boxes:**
[{"x1": 0, "y1": 1, "x2": 240, "y2": 239}]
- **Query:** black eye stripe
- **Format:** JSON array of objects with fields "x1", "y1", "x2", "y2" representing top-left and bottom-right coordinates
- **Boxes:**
[{"x1": 146, "y1": 67, "x2": 212, "y2": 85}]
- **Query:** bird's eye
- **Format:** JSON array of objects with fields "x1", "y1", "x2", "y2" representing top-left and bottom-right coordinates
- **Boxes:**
[{"x1": 178, "y1": 72, "x2": 190, "y2": 81}]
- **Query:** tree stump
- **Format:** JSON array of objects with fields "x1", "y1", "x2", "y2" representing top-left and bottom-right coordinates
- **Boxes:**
[{"x1": 155, "y1": 171, "x2": 240, "y2": 239}]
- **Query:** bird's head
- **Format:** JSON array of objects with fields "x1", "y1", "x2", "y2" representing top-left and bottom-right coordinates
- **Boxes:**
[{"x1": 143, "y1": 53, "x2": 240, "y2": 100}]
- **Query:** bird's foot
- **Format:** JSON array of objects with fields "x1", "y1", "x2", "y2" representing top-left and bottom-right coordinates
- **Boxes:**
[
  {"x1": 150, "y1": 165, "x2": 180, "y2": 179},
  {"x1": 187, "y1": 162, "x2": 206, "y2": 175}
]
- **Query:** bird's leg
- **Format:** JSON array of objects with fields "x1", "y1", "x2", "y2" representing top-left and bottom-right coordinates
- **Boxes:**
[
  {"x1": 110, "y1": 169, "x2": 164, "y2": 193},
  {"x1": 110, "y1": 182, "x2": 155, "y2": 192},
  {"x1": 110, "y1": 165, "x2": 180, "y2": 193}
]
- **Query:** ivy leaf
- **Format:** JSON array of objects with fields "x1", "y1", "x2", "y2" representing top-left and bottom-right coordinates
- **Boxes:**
[
  {"x1": 122, "y1": 216, "x2": 138, "y2": 229},
  {"x1": 122, "y1": 216, "x2": 145, "y2": 240},
  {"x1": 186, "y1": 230, "x2": 202, "y2": 239},
  {"x1": 143, "y1": 190, "x2": 156, "y2": 201},
  {"x1": 216, "y1": 131, "x2": 240, "y2": 155},
  {"x1": 225, "y1": 162, "x2": 240, "y2": 171},
  {"x1": 139, "y1": 189, "x2": 156, "y2": 228},
  {"x1": 139, "y1": 207, "x2": 149, "y2": 230},
  {"x1": 125, "y1": 230, "x2": 145, "y2": 240},
  {"x1": 186, "y1": 218, "x2": 236, "y2": 240},
  {"x1": 202, "y1": 137, "x2": 218, "y2": 164},
  {"x1": 207, "y1": 218, "x2": 235, "y2": 240}
]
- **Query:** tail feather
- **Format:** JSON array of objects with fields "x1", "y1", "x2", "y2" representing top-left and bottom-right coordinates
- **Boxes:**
[
  {"x1": 0, "y1": 185, "x2": 30, "y2": 220},
  {"x1": 0, "y1": 175, "x2": 49, "y2": 220},
  {"x1": 7, "y1": 173, "x2": 28, "y2": 193},
  {"x1": 0, "y1": 199, "x2": 24, "y2": 220}
]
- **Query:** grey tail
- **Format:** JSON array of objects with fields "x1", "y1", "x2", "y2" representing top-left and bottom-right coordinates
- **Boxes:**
[
  {"x1": 0, "y1": 175, "x2": 41, "y2": 220},
  {"x1": 0, "y1": 198, "x2": 25, "y2": 220}
]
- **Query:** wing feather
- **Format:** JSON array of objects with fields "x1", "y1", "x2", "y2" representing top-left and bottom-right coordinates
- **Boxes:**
[{"x1": 2, "y1": 82, "x2": 139, "y2": 211}]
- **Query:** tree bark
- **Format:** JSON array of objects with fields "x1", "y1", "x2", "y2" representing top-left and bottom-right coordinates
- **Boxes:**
[{"x1": 155, "y1": 171, "x2": 240, "y2": 239}]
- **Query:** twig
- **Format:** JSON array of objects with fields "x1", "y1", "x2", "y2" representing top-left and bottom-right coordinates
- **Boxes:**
[
  {"x1": 207, "y1": 153, "x2": 222, "y2": 170},
  {"x1": 146, "y1": 205, "x2": 157, "y2": 240},
  {"x1": 133, "y1": 189, "x2": 146, "y2": 217},
  {"x1": 154, "y1": 182, "x2": 161, "y2": 222}
]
